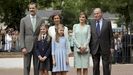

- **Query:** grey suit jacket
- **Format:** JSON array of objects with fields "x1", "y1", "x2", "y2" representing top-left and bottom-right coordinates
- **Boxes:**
[
  {"x1": 20, "y1": 15, "x2": 43, "y2": 52},
  {"x1": 89, "y1": 19, "x2": 114, "y2": 55}
]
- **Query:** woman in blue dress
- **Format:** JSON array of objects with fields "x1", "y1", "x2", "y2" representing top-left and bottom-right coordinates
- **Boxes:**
[
  {"x1": 52, "y1": 24, "x2": 69, "y2": 75},
  {"x1": 35, "y1": 23, "x2": 51, "y2": 75}
]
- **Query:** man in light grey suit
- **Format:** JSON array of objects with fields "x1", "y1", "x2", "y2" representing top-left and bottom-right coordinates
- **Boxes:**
[
  {"x1": 89, "y1": 8, "x2": 114, "y2": 75},
  {"x1": 20, "y1": 2, "x2": 42, "y2": 75}
]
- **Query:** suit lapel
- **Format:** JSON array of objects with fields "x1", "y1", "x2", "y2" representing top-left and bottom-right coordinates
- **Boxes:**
[
  {"x1": 36, "y1": 15, "x2": 40, "y2": 29},
  {"x1": 34, "y1": 15, "x2": 41, "y2": 34},
  {"x1": 92, "y1": 20, "x2": 97, "y2": 34},
  {"x1": 28, "y1": 15, "x2": 41, "y2": 33},
  {"x1": 26, "y1": 15, "x2": 33, "y2": 32},
  {"x1": 100, "y1": 19, "x2": 106, "y2": 35}
]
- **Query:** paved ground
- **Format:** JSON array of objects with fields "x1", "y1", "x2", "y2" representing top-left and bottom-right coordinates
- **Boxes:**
[
  {"x1": 0, "y1": 56, "x2": 133, "y2": 75},
  {"x1": 0, "y1": 64, "x2": 133, "y2": 75}
]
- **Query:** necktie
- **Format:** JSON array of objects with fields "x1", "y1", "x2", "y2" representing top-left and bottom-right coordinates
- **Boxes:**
[
  {"x1": 42, "y1": 34, "x2": 46, "y2": 40},
  {"x1": 96, "y1": 21, "x2": 100, "y2": 36},
  {"x1": 32, "y1": 16, "x2": 36, "y2": 32}
]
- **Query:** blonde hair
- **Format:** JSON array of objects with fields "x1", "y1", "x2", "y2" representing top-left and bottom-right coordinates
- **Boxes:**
[
  {"x1": 55, "y1": 24, "x2": 64, "y2": 42},
  {"x1": 38, "y1": 23, "x2": 50, "y2": 42}
]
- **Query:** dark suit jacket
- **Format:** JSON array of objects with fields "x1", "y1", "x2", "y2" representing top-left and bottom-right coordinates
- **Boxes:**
[
  {"x1": 89, "y1": 19, "x2": 114, "y2": 55},
  {"x1": 35, "y1": 35, "x2": 51, "y2": 58},
  {"x1": 19, "y1": 15, "x2": 44, "y2": 52}
]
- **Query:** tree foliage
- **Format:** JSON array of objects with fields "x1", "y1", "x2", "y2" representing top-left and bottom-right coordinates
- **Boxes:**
[
  {"x1": 101, "y1": 0, "x2": 131, "y2": 31},
  {"x1": 60, "y1": 0, "x2": 132, "y2": 30},
  {"x1": 0, "y1": 0, "x2": 133, "y2": 30},
  {"x1": 0, "y1": 0, "x2": 29, "y2": 30}
]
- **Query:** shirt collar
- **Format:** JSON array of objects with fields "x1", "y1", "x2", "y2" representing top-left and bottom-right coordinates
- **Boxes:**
[
  {"x1": 30, "y1": 15, "x2": 36, "y2": 18},
  {"x1": 42, "y1": 34, "x2": 47, "y2": 39},
  {"x1": 96, "y1": 18, "x2": 103, "y2": 23}
]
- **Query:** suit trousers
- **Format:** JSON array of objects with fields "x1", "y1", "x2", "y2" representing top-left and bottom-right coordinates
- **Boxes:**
[
  {"x1": 92, "y1": 46, "x2": 111, "y2": 75},
  {"x1": 24, "y1": 50, "x2": 38, "y2": 75}
]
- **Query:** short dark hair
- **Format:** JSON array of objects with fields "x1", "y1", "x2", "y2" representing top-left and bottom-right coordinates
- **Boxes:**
[
  {"x1": 52, "y1": 14, "x2": 63, "y2": 21},
  {"x1": 28, "y1": 2, "x2": 37, "y2": 8},
  {"x1": 51, "y1": 14, "x2": 63, "y2": 24}
]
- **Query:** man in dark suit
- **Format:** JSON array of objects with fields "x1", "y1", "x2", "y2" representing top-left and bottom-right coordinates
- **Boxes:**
[
  {"x1": 89, "y1": 8, "x2": 114, "y2": 75},
  {"x1": 20, "y1": 2, "x2": 43, "y2": 75}
]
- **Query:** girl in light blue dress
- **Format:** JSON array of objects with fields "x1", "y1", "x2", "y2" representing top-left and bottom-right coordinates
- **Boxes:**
[{"x1": 52, "y1": 24, "x2": 69, "y2": 75}]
